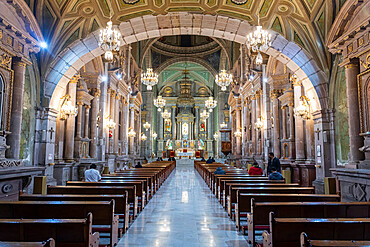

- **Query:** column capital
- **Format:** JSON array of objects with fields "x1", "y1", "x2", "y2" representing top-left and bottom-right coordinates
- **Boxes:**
[
  {"x1": 76, "y1": 101, "x2": 84, "y2": 105},
  {"x1": 70, "y1": 75, "x2": 80, "y2": 84},
  {"x1": 85, "y1": 105, "x2": 91, "y2": 109}
]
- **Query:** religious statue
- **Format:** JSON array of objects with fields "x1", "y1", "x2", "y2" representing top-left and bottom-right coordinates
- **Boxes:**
[{"x1": 200, "y1": 122, "x2": 205, "y2": 132}]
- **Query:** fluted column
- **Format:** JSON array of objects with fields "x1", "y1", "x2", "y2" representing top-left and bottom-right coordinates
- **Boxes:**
[
  {"x1": 129, "y1": 107, "x2": 135, "y2": 155},
  {"x1": 281, "y1": 106, "x2": 287, "y2": 140},
  {"x1": 251, "y1": 95, "x2": 256, "y2": 154},
  {"x1": 345, "y1": 59, "x2": 364, "y2": 164},
  {"x1": 64, "y1": 77, "x2": 78, "y2": 161},
  {"x1": 236, "y1": 106, "x2": 242, "y2": 155},
  {"x1": 272, "y1": 91, "x2": 280, "y2": 158},
  {"x1": 288, "y1": 102, "x2": 295, "y2": 159},
  {"x1": 89, "y1": 91, "x2": 99, "y2": 158},
  {"x1": 7, "y1": 59, "x2": 26, "y2": 159},
  {"x1": 75, "y1": 103, "x2": 83, "y2": 139},
  {"x1": 114, "y1": 95, "x2": 120, "y2": 154},
  {"x1": 194, "y1": 106, "x2": 199, "y2": 140},
  {"x1": 84, "y1": 105, "x2": 90, "y2": 139},
  {"x1": 293, "y1": 81, "x2": 305, "y2": 161},
  {"x1": 122, "y1": 100, "x2": 129, "y2": 155},
  {"x1": 172, "y1": 106, "x2": 176, "y2": 140}
]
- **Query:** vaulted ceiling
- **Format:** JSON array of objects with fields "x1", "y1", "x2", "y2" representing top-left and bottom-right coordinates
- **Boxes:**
[{"x1": 25, "y1": 0, "x2": 346, "y2": 76}]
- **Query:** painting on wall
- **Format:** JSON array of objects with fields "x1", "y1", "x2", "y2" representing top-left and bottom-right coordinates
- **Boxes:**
[
  {"x1": 165, "y1": 119, "x2": 171, "y2": 132},
  {"x1": 200, "y1": 122, "x2": 206, "y2": 132}
]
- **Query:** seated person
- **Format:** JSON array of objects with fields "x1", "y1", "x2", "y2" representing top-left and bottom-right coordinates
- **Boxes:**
[
  {"x1": 206, "y1": 157, "x2": 214, "y2": 164},
  {"x1": 135, "y1": 163, "x2": 142, "y2": 168},
  {"x1": 211, "y1": 157, "x2": 216, "y2": 162},
  {"x1": 268, "y1": 167, "x2": 284, "y2": 180},
  {"x1": 214, "y1": 167, "x2": 226, "y2": 175},
  {"x1": 84, "y1": 164, "x2": 101, "y2": 182},
  {"x1": 200, "y1": 157, "x2": 206, "y2": 161},
  {"x1": 248, "y1": 161, "x2": 263, "y2": 175}
]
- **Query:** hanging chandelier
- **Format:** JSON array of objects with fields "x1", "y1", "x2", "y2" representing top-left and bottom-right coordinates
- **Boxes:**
[
  {"x1": 106, "y1": 118, "x2": 116, "y2": 129},
  {"x1": 99, "y1": 20, "x2": 121, "y2": 62},
  {"x1": 141, "y1": 68, "x2": 158, "y2": 90},
  {"x1": 205, "y1": 96, "x2": 217, "y2": 112},
  {"x1": 152, "y1": 132, "x2": 157, "y2": 139},
  {"x1": 161, "y1": 109, "x2": 171, "y2": 119},
  {"x1": 215, "y1": 70, "x2": 233, "y2": 91},
  {"x1": 246, "y1": 17, "x2": 272, "y2": 65},
  {"x1": 200, "y1": 109, "x2": 210, "y2": 121},
  {"x1": 294, "y1": 96, "x2": 311, "y2": 120},
  {"x1": 234, "y1": 128, "x2": 242, "y2": 137},
  {"x1": 60, "y1": 95, "x2": 77, "y2": 120},
  {"x1": 220, "y1": 122, "x2": 227, "y2": 129},
  {"x1": 154, "y1": 96, "x2": 166, "y2": 111},
  {"x1": 128, "y1": 127, "x2": 136, "y2": 138},
  {"x1": 143, "y1": 122, "x2": 151, "y2": 131},
  {"x1": 255, "y1": 117, "x2": 264, "y2": 130},
  {"x1": 140, "y1": 133, "x2": 147, "y2": 141}
]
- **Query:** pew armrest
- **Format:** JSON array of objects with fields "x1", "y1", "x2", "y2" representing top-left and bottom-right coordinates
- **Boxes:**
[
  {"x1": 91, "y1": 231, "x2": 100, "y2": 247},
  {"x1": 262, "y1": 230, "x2": 272, "y2": 247},
  {"x1": 112, "y1": 215, "x2": 119, "y2": 246},
  {"x1": 247, "y1": 213, "x2": 254, "y2": 244}
]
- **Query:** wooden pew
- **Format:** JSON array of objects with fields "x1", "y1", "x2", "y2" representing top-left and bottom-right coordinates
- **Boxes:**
[
  {"x1": 0, "y1": 213, "x2": 99, "y2": 247},
  {"x1": 102, "y1": 175, "x2": 154, "y2": 198},
  {"x1": 20, "y1": 194, "x2": 130, "y2": 232},
  {"x1": 262, "y1": 213, "x2": 370, "y2": 247},
  {"x1": 228, "y1": 187, "x2": 315, "y2": 218},
  {"x1": 214, "y1": 175, "x2": 267, "y2": 196},
  {"x1": 300, "y1": 232, "x2": 370, "y2": 247},
  {"x1": 235, "y1": 193, "x2": 341, "y2": 231},
  {"x1": 0, "y1": 238, "x2": 55, "y2": 247},
  {"x1": 0, "y1": 200, "x2": 119, "y2": 247},
  {"x1": 109, "y1": 172, "x2": 160, "y2": 191},
  {"x1": 67, "y1": 180, "x2": 147, "y2": 210},
  {"x1": 47, "y1": 185, "x2": 138, "y2": 218},
  {"x1": 248, "y1": 201, "x2": 370, "y2": 246}
]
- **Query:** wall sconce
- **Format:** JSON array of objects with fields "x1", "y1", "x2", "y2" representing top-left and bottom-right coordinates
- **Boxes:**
[
  {"x1": 294, "y1": 96, "x2": 311, "y2": 120},
  {"x1": 234, "y1": 128, "x2": 242, "y2": 137},
  {"x1": 106, "y1": 118, "x2": 116, "y2": 129},
  {"x1": 128, "y1": 127, "x2": 136, "y2": 138},
  {"x1": 220, "y1": 121, "x2": 227, "y2": 129},
  {"x1": 255, "y1": 117, "x2": 264, "y2": 130},
  {"x1": 213, "y1": 132, "x2": 220, "y2": 140},
  {"x1": 60, "y1": 95, "x2": 77, "y2": 120},
  {"x1": 140, "y1": 132, "x2": 147, "y2": 141},
  {"x1": 152, "y1": 132, "x2": 157, "y2": 139},
  {"x1": 143, "y1": 122, "x2": 151, "y2": 131}
]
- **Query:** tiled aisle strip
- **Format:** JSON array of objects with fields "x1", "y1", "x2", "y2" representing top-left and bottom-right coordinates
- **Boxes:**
[{"x1": 117, "y1": 160, "x2": 249, "y2": 247}]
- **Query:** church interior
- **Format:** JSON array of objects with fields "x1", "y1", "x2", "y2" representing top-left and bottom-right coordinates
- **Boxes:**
[{"x1": 0, "y1": 0, "x2": 370, "y2": 246}]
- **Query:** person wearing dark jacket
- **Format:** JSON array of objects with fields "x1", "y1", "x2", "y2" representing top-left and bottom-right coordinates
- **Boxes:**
[
  {"x1": 267, "y1": 152, "x2": 281, "y2": 174},
  {"x1": 201, "y1": 157, "x2": 206, "y2": 161},
  {"x1": 248, "y1": 162, "x2": 263, "y2": 176},
  {"x1": 135, "y1": 163, "x2": 142, "y2": 168},
  {"x1": 268, "y1": 167, "x2": 284, "y2": 180},
  {"x1": 206, "y1": 157, "x2": 214, "y2": 164},
  {"x1": 214, "y1": 167, "x2": 226, "y2": 175}
]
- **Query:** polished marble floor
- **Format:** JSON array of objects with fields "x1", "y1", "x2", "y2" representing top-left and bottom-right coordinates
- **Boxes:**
[{"x1": 117, "y1": 159, "x2": 249, "y2": 247}]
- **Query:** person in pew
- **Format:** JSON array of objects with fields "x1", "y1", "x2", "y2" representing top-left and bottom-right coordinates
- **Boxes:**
[
  {"x1": 248, "y1": 161, "x2": 264, "y2": 175},
  {"x1": 267, "y1": 152, "x2": 281, "y2": 174},
  {"x1": 214, "y1": 167, "x2": 226, "y2": 175},
  {"x1": 84, "y1": 164, "x2": 101, "y2": 182},
  {"x1": 135, "y1": 163, "x2": 143, "y2": 168},
  {"x1": 201, "y1": 157, "x2": 206, "y2": 161},
  {"x1": 268, "y1": 167, "x2": 284, "y2": 180},
  {"x1": 211, "y1": 157, "x2": 216, "y2": 162},
  {"x1": 206, "y1": 157, "x2": 214, "y2": 164}
]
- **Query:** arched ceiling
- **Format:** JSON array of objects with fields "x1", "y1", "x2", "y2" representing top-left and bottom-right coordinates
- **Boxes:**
[{"x1": 26, "y1": 0, "x2": 343, "y2": 76}]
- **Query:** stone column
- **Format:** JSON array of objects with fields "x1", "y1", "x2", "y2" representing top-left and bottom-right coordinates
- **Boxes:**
[
  {"x1": 345, "y1": 59, "x2": 364, "y2": 164},
  {"x1": 281, "y1": 106, "x2": 287, "y2": 140},
  {"x1": 207, "y1": 112, "x2": 213, "y2": 157},
  {"x1": 75, "y1": 103, "x2": 83, "y2": 139},
  {"x1": 157, "y1": 110, "x2": 164, "y2": 157},
  {"x1": 306, "y1": 118, "x2": 315, "y2": 161},
  {"x1": 119, "y1": 104, "x2": 124, "y2": 154},
  {"x1": 194, "y1": 106, "x2": 199, "y2": 140},
  {"x1": 7, "y1": 59, "x2": 27, "y2": 159},
  {"x1": 172, "y1": 106, "x2": 176, "y2": 140},
  {"x1": 84, "y1": 105, "x2": 90, "y2": 139},
  {"x1": 123, "y1": 99, "x2": 129, "y2": 155},
  {"x1": 129, "y1": 107, "x2": 135, "y2": 155},
  {"x1": 89, "y1": 91, "x2": 99, "y2": 159},
  {"x1": 236, "y1": 106, "x2": 242, "y2": 155},
  {"x1": 293, "y1": 81, "x2": 305, "y2": 161},
  {"x1": 288, "y1": 102, "x2": 295, "y2": 159},
  {"x1": 114, "y1": 95, "x2": 120, "y2": 154},
  {"x1": 272, "y1": 91, "x2": 280, "y2": 158},
  {"x1": 251, "y1": 95, "x2": 256, "y2": 154},
  {"x1": 64, "y1": 77, "x2": 78, "y2": 161}
]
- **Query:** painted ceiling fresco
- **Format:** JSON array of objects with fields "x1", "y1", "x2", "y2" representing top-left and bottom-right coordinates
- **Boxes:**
[{"x1": 25, "y1": 0, "x2": 347, "y2": 76}]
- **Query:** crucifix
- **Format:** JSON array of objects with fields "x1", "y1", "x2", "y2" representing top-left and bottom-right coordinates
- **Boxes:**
[
  {"x1": 49, "y1": 127, "x2": 55, "y2": 140},
  {"x1": 315, "y1": 128, "x2": 320, "y2": 141}
]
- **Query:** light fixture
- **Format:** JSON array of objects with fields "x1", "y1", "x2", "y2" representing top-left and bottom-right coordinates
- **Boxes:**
[
  {"x1": 246, "y1": 17, "x2": 272, "y2": 65},
  {"x1": 205, "y1": 96, "x2": 217, "y2": 112},
  {"x1": 116, "y1": 73, "x2": 122, "y2": 79},
  {"x1": 60, "y1": 95, "x2": 78, "y2": 120},
  {"x1": 255, "y1": 117, "x2": 264, "y2": 130},
  {"x1": 143, "y1": 122, "x2": 151, "y2": 131},
  {"x1": 141, "y1": 68, "x2": 158, "y2": 90},
  {"x1": 152, "y1": 132, "x2": 157, "y2": 139},
  {"x1": 294, "y1": 96, "x2": 311, "y2": 120},
  {"x1": 39, "y1": 41, "x2": 48, "y2": 49},
  {"x1": 215, "y1": 70, "x2": 233, "y2": 91},
  {"x1": 220, "y1": 122, "x2": 228, "y2": 129},
  {"x1": 154, "y1": 96, "x2": 166, "y2": 111},
  {"x1": 234, "y1": 128, "x2": 242, "y2": 137},
  {"x1": 213, "y1": 132, "x2": 219, "y2": 140},
  {"x1": 99, "y1": 20, "x2": 121, "y2": 62},
  {"x1": 140, "y1": 133, "x2": 147, "y2": 141},
  {"x1": 200, "y1": 109, "x2": 210, "y2": 121},
  {"x1": 106, "y1": 118, "x2": 116, "y2": 129},
  {"x1": 161, "y1": 109, "x2": 171, "y2": 119},
  {"x1": 128, "y1": 127, "x2": 136, "y2": 138}
]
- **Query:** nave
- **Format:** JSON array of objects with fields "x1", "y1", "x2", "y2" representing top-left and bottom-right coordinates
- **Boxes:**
[{"x1": 118, "y1": 160, "x2": 248, "y2": 247}]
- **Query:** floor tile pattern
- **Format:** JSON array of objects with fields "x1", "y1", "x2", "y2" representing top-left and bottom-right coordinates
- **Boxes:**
[{"x1": 117, "y1": 160, "x2": 249, "y2": 247}]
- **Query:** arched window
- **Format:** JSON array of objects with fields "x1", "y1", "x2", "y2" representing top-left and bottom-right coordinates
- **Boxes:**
[{"x1": 0, "y1": 75, "x2": 4, "y2": 130}]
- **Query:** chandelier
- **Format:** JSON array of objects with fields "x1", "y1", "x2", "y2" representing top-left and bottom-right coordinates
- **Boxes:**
[
  {"x1": 128, "y1": 127, "x2": 136, "y2": 138},
  {"x1": 255, "y1": 117, "x2": 264, "y2": 130},
  {"x1": 200, "y1": 109, "x2": 210, "y2": 121},
  {"x1": 220, "y1": 122, "x2": 228, "y2": 129},
  {"x1": 234, "y1": 128, "x2": 242, "y2": 137},
  {"x1": 205, "y1": 96, "x2": 217, "y2": 112},
  {"x1": 140, "y1": 133, "x2": 147, "y2": 141},
  {"x1": 99, "y1": 20, "x2": 121, "y2": 62},
  {"x1": 154, "y1": 96, "x2": 166, "y2": 111},
  {"x1": 161, "y1": 109, "x2": 171, "y2": 119},
  {"x1": 106, "y1": 118, "x2": 116, "y2": 129},
  {"x1": 141, "y1": 68, "x2": 158, "y2": 90},
  {"x1": 294, "y1": 96, "x2": 311, "y2": 120},
  {"x1": 152, "y1": 132, "x2": 157, "y2": 139},
  {"x1": 143, "y1": 122, "x2": 151, "y2": 131},
  {"x1": 60, "y1": 95, "x2": 77, "y2": 120},
  {"x1": 215, "y1": 70, "x2": 233, "y2": 91},
  {"x1": 246, "y1": 18, "x2": 272, "y2": 65}
]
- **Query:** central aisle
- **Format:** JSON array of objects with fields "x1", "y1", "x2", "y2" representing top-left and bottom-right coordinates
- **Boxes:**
[{"x1": 117, "y1": 160, "x2": 248, "y2": 247}]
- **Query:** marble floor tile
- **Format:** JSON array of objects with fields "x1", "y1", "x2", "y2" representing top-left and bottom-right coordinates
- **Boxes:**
[{"x1": 117, "y1": 160, "x2": 249, "y2": 247}]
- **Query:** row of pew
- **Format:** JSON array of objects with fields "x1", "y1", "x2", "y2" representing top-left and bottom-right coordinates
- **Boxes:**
[
  {"x1": 194, "y1": 161, "x2": 370, "y2": 247},
  {"x1": 0, "y1": 161, "x2": 176, "y2": 247}
]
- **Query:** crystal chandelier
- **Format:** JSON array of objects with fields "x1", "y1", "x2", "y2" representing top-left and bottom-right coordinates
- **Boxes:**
[
  {"x1": 220, "y1": 122, "x2": 228, "y2": 129},
  {"x1": 255, "y1": 117, "x2": 264, "y2": 130},
  {"x1": 106, "y1": 118, "x2": 116, "y2": 129},
  {"x1": 99, "y1": 20, "x2": 121, "y2": 62},
  {"x1": 141, "y1": 68, "x2": 158, "y2": 90},
  {"x1": 60, "y1": 95, "x2": 77, "y2": 120},
  {"x1": 215, "y1": 70, "x2": 233, "y2": 91},
  {"x1": 143, "y1": 122, "x2": 151, "y2": 131},
  {"x1": 161, "y1": 109, "x2": 171, "y2": 119},
  {"x1": 205, "y1": 96, "x2": 217, "y2": 112},
  {"x1": 140, "y1": 133, "x2": 147, "y2": 141},
  {"x1": 294, "y1": 96, "x2": 311, "y2": 120},
  {"x1": 246, "y1": 18, "x2": 272, "y2": 65},
  {"x1": 234, "y1": 128, "x2": 242, "y2": 137},
  {"x1": 152, "y1": 132, "x2": 157, "y2": 139},
  {"x1": 200, "y1": 109, "x2": 210, "y2": 121},
  {"x1": 128, "y1": 127, "x2": 136, "y2": 138},
  {"x1": 154, "y1": 96, "x2": 166, "y2": 111}
]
